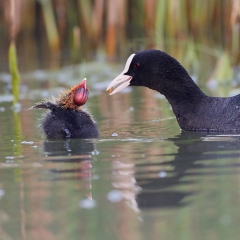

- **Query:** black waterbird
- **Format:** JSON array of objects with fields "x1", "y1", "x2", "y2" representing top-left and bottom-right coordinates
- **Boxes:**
[
  {"x1": 107, "y1": 49, "x2": 240, "y2": 132},
  {"x1": 32, "y1": 78, "x2": 99, "y2": 139}
]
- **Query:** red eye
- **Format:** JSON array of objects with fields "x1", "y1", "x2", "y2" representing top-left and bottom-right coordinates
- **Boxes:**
[{"x1": 134, "y1": 63, "x2": 140, "y2": 68}]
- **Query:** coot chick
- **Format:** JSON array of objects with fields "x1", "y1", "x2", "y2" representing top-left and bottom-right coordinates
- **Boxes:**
[
  {"x1": 107, "y1": 49, "x2": 240, "y2": 132},
  {"x1": 32, "y1": 78, "x2": 99, "y2": 139}
]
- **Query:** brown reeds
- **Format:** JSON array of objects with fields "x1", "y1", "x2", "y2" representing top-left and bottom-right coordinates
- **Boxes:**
[
  {"x1": 3, "y1": 0, "x2": 240, "y2": 68},
  {"x1": 39, "y1": 0, "x2": 60, "y2": 54},
  {"x1": 144, "y1": 0, "x2": 156, "y2": 47},
  {"x1": 231, "y1": 0, "x2": 240, "y2": 59},
  {"x1": 77, "y1": 0, "x2": 104, "y2": 49},
  {"x1": 106, "y1": 0, "x2": 127, "y2": 59}
]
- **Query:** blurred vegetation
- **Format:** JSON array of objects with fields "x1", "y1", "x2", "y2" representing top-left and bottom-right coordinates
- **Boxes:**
[
  {"x1": 6, "y1": 0, "x2": 21, "y2": 105},
  {"x1": 5, "y1": 0, "x2": 23, "y2": 156},
  {"x1": 9, "y1": 42, "x2": 20, "y2": 104},
  {"x1": 1, "y1": 0, "x2": 240, "y2": 84}
]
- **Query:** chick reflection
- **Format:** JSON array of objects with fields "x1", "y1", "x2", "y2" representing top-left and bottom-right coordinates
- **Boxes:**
[{"x1": 43, "y1": 139, "x2": 96, "y2": 182}]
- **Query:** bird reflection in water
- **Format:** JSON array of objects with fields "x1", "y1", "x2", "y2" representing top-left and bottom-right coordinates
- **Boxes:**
[
  {"x1": 110, "y1": 131, "x2": 240, "y2": 210},
  {"x1": 42, "y1": 139, "x2": 96, "y2": 187},
  {"x1": 39, "y1": 132, "x2": 240, "y2": 211}
]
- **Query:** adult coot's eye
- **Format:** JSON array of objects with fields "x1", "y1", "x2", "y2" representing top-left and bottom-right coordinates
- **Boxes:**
[{"x1": 134, "y1": 63, "x2": 140, "y2": 68}]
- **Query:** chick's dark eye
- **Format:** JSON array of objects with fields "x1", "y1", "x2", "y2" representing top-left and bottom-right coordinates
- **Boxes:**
[{"x1": 134, "y1": 63, "x2": 140, "y2": 68}]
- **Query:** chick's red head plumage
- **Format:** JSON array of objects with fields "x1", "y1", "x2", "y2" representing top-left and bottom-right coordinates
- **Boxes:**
[
  {"x1": 73, "y1": 78, "x2": 89, "y2": 106},
  {"x1": 54, "y1": 78, "x2": 90, "y2": 110}
]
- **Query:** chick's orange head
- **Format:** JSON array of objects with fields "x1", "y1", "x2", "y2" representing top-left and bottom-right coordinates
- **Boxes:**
[{"x1": 73, "y1": 78, "x2": 89, "y2": 106}]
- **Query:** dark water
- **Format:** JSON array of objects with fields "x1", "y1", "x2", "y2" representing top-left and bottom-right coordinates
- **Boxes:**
[{"x1": 1, "y1": 59, "x2": 240, "y2": 240}]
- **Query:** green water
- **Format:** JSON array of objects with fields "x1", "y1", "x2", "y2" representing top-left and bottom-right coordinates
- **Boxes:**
[{"x1": 1, "y1": 48, "x2": 240, "y2": 239}]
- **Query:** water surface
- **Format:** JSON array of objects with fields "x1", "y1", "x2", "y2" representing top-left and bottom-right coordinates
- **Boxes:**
[{"x1": 0, "y1": 59, "x2": 240, "y2": 240}]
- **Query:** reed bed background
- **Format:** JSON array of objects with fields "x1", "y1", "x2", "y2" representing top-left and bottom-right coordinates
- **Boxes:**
[
  {"x1": 1, "y1": 0, "x2": 240, "y2": 103},
  {"x1": 1, "y1": 0, "x2": 240, "y2": 66}
]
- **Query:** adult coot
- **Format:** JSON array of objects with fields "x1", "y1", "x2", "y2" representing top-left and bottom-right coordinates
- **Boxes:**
[
  {"x1": 107, "y1": 49, "x2": 240, "y2": 132},
  {"x1": 32, "y1": 78, "x2": 99, "y2": 138}
]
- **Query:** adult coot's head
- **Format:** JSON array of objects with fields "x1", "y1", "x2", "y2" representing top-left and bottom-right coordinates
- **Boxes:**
[{"x1": 107, "y1": 49, "x2": 194, "y2": 96}]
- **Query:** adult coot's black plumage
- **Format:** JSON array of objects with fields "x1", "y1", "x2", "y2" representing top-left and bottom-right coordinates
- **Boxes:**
[
  {"x1": 32, "y1": 78, "x2": 99, "y2": 139},
  {"x1": 107, "y1": 49, "x2": 240, "y2": 132}
]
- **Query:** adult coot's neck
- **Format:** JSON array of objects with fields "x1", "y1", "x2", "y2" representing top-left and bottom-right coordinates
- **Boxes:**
[
  {"x1": 154, "y1": 71, "x2": 206, "y2": 108},
  {"x1": 141, "y1": 51, "x2": 207, "y2": 108}
]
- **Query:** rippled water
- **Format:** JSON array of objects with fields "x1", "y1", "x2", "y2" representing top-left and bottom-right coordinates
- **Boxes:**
[{"x1": 1, "y1": 63, "x2": 240, "y2": 239}]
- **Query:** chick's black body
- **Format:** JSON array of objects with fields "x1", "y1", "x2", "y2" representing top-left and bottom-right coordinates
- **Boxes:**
[
  {"x1": 33, "y1": 78, "x2": 99, "y2": 139},
  {"x1": 37, "y1": 102, "x2": 99, "y2": 139},
  {"x1": 108, "y1": 50, "x2": 240, "y2": 132}
]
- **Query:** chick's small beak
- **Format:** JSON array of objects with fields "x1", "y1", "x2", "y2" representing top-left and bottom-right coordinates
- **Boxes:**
[{"x1": 78, "y1": 78, "x2": 87, "y2": 90}]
